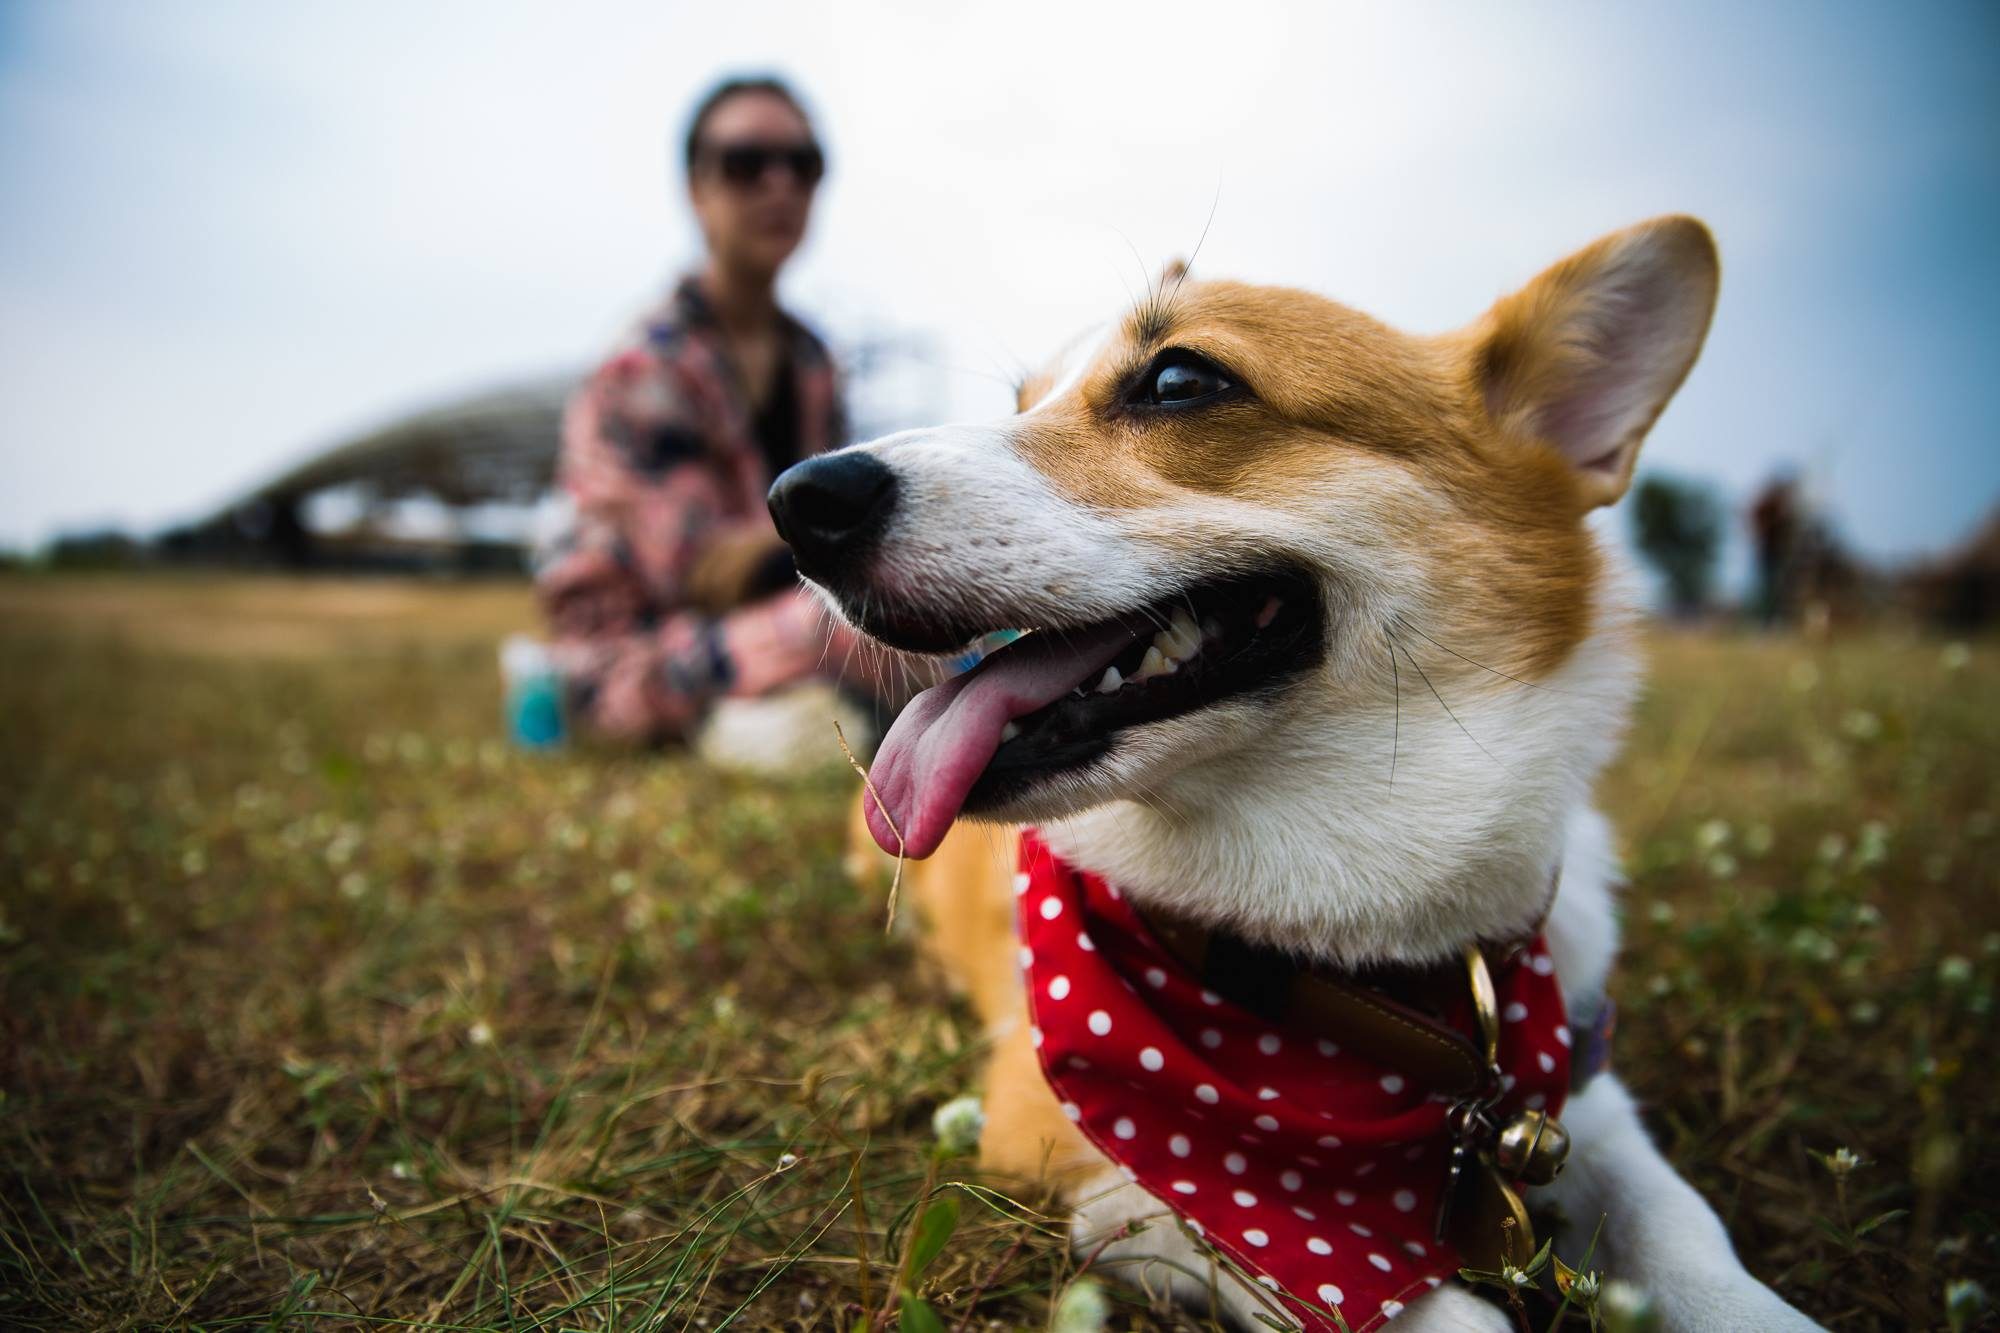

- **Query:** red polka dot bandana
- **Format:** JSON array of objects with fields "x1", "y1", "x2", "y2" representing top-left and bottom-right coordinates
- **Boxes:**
[{"x1": 1017, "y1": 830, "x2": 1572, "y2": 1330}]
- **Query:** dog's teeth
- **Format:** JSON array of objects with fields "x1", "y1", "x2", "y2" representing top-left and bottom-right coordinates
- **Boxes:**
[
  {"x1": 1000, "y1": 721, "x2": 1021, "y2": 742},
  {"x1": 1169, "y1": 609, "x2": 1200, "y2": 655},
  {"x1": 1135, "y1": 646, "x2": 1175, "y2": 681},
  {"x1": 1150, "y1": 622, "x2": 1199, "y2": 664},
  {"x1": 1096, "y1": 666, "x2": 1123, "y2": 694},
  {"x1": 1202, "y1": 617, "x2": 1222, "y2": 641}
]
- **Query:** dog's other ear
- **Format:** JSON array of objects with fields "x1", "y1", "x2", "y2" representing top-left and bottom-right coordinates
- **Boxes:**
[
  {"x1": 1471, "y1": 215, "x2": 1719, "y2": 508},
  {"x1": 1159, "y1": 256, "x2": 1189, "y2": 286}
]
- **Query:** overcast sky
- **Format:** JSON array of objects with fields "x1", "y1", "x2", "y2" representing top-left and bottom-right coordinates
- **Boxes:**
[{"x1": 2, "y1": 1, "x2": 1995, "y2": 564}]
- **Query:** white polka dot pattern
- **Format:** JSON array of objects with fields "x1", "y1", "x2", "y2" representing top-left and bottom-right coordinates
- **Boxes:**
[{"x1": 1016, "y1": 830, "x2": 1572, "y2": 1332}]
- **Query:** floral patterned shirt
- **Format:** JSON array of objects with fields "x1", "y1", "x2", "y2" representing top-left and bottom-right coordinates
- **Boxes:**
[{"x1": 534, "y1": 277, "x2": 849, "y2": 738}]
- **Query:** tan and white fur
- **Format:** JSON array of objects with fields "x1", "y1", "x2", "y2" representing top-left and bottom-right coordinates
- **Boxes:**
[{"x1": 826, "y1": 218, "x2": 1819, "y2": 1329}]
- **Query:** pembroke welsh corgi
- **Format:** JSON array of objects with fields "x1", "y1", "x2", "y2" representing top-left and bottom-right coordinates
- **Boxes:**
[{"x1": 769, "y1": 216, "x2": 1820, "y2": 1331}]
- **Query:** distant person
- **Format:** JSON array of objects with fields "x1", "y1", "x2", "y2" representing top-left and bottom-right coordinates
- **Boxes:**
[{"x1": 537, "y1": 76, "x2": 890, "y2": 743}]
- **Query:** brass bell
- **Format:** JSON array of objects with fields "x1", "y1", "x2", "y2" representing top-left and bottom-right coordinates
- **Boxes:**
[{"x1": 1493, "y1": 1108, "x2": 1571, "y2": 1186}]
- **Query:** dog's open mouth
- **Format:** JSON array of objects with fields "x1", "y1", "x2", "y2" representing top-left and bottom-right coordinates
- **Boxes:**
[{"x1": 862, "y1": 566, "x2": 1322, "y2": 858}]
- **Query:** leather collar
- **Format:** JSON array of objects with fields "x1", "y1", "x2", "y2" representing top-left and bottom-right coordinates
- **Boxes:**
[
  {"x1": 1136, "y1": 874, "x2": 1616, "y2": 1102},
  {"x1": 1134, "y1": 871, "x2": 1560, "y2": 1102}
]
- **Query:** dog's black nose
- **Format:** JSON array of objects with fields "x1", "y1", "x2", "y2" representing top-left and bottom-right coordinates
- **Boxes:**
[{"x1": 767, "y1": 449, "x2": 897, "y2": 581}]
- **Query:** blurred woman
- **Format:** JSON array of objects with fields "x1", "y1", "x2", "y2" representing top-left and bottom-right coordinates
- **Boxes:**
[{"x1": 538, "y1": 76, "x2": 888, "y2": 742}]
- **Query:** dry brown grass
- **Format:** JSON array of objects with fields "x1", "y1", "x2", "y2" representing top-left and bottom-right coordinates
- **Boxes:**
[{"x1": 1, "y1": 574, "x2": 1994, "y2": 1330}]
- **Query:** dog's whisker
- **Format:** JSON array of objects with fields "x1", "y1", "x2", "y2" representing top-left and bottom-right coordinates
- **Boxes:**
[
  {"x1": 1128, "y1": 775, "x2": 1192, "y2": 830},
  {"x1": 1386, "y1": 631, "x2": 1401, "y2": 791},
  {"x1": 1391, "y1": 633, "x2": 1513, "y2": 777},
  {"x1": 1393, "y1": 615, "x2": 1570, "y2": 695}
]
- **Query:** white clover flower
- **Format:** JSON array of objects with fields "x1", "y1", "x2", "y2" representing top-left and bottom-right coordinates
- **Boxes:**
[
  {"x1": 1051, "y1": 1277, "x2": 1110, "y2": 1333},
  {"x1": 931, "y1": 1095, "x2": 986, "y2": 1156},
  {"x1": 1939, "y1": 955, "x2": 1974, "y2": 987},
  {"x1": 1946, "y1": 1278, "x2": 1988, "y2": 1327},
  {"x1": 1599, "y1": 1279, "x2": 1655, "y2": 1329},
  {"x1": 1855, "y1": 821, "x2": 1890, "y2": 867},
  {"x1": 466, "y1": 1020, "x2": 493, "y2": 1046}
]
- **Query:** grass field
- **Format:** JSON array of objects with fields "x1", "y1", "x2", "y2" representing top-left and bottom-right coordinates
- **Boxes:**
[{"x1": 2, "y1": 573, "x2": 1994, "y2": 1331}]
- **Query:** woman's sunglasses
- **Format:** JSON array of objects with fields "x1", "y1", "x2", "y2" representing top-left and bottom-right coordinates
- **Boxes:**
[{"x1": 702, "y1": 140, "x2": 826, "y2": 189}]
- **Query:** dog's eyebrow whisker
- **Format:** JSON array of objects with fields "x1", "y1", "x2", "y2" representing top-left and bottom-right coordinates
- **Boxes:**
[
  {"x1": 1165, "y1": 181, "x2": 1222, "y2": 311},
  {"x1": 883, "y1": 341, "x2": 1022, "y2": 393},
  {"x1": 1103, "y1": 225, "x2": 1148, "y2": 318},
  {"x1": 1392, "y1": 634, "x2": 1514, "y2": 777},
  {"x1": 1392, "y1": 615, "x2": 1570, "y2": 696}
]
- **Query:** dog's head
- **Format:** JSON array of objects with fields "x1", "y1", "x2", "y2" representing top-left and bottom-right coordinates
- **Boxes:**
[{"x1": 773, "y1": 217, "x2": 1716, "y2": 947}]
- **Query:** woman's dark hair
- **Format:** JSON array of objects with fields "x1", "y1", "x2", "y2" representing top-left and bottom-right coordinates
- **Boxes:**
[{"x1": 681, "y1": 75, "x2": 815, "y2": 175}]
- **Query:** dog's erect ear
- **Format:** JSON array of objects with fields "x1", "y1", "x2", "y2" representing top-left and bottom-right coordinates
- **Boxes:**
[{"x1": 1472, "y1": 215, "x2": 1719, "y2": 508}]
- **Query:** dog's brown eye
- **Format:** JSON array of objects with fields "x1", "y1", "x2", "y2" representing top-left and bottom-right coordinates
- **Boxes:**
[{"x1": 1146, "y1": 353, "x2": 1233, "y2": 406}]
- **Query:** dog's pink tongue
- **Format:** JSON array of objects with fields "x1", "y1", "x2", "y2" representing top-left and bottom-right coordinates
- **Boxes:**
[{"x1": 864, "y1": 620, "x2": 1140, "y2": 858}]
